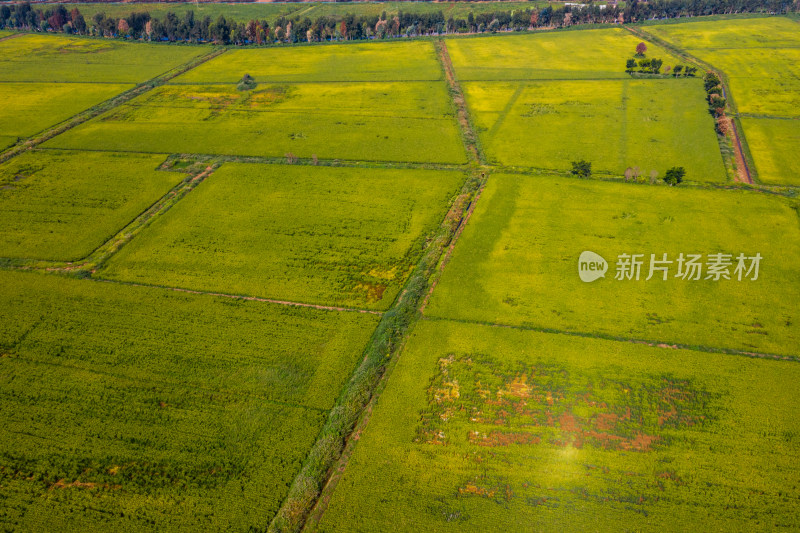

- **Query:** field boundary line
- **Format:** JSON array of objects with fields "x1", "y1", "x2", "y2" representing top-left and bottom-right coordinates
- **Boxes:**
[
  {"x1": 37, "y1": 146, "x2": 469, "y2": 172},
  {"x1": 0, "y1": 47, "x2": 227, "y2": 165},
  {"x1": 624, "y1": 25, "x2": 754, "y2": 184},
  {"x1": 93, "y1": 279, "x2": 385, "y2": 316},
  {"x1": 423, "y1": 315, "x2": 800, "y2": 363},
  {"x1": 0, "y1": 32, "x2": 22, "y2": 42},
  {"x1": 8, "y1": 352, "x2": 330, "y2": 414}
]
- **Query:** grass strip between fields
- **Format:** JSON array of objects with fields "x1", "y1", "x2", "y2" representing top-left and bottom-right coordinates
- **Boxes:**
[{"x1": 266, "y1": 37, "x2": 489, "y2": 531}]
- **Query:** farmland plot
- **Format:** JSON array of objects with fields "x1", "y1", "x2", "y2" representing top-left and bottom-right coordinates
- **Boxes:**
[
  {"x1": 738, "y1": 118, "x2": 800, "y2": 186},
  {"x1": 0, "y1": 33, "x2": 203, "y2": 83},
  {"x1": 100, "y1": 163, "x2": 464, "y2": 310},
  {"x1": 647, "y1": 17, "x2": 800, "y2": 185},
  {"x1": 174, "y1": 40, "x2": 442, "y2": 83},
  {"x1": 0, "y1": 270, "x2": 378, "y2": 531},
  {"x1": 463, "y1": 79, "x2": 725, "y2": 180},
  {"x1": 44, "y1": 82, "x2": 466, "y2": 164},
  {"x1": 425, "y1": 174, "x2": 800, "y2": 356},
  {"x1": 0, "y1": 150, "x2": 181, "y2": 261},
  {"x1": 0, "y1": 82, "x2": 132, "y2": 141},
  {"x1": 316, "y1": 320, "x2": 800, "y2": 532},
  {"x1": 446, "y1": 28, "x2": 683, "y2": 81}
]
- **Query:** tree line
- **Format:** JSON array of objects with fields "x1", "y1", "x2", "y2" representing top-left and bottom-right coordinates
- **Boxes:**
[{"x1": 0, "y1": 0, "x2": 797, "y2": 45}]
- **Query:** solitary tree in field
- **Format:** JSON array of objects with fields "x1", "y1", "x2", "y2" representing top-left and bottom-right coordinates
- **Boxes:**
[
  {"x1": 571, "y1": 160, "x2": 592, "y2": 178},
  {"x1": 626, "y1": 59, "x2": 636, "y2": 74},
  {"x1": 663, "y1": 167, "x2": 686, "y2": 186},
  {"x1": 636, "y1": 42, "x2": 647, "y2": 56}
]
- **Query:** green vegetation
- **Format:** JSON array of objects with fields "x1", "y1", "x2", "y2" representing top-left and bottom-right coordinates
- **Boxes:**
[
  {"x1": 425, "y1": 174, "x2": 800, "y2": 356},
  {"x1": 315, "y1": 319, "x2": 800, "y2": 531},
  {"x1": 37, "y1": 2, "x2": 551, "y2": 27},
  {"x1": 0, "y1": 270, "x2": 378, "y2": 530},
  {"x1": 100, "y1": 163, "x2": 464, "y2": 309},
  {"x1": 646, "y1": 17, "x2": 800, "y2": 184},
  {"x1": 739, "y1": 118, "x2": 800, "y2": 186},
  {"x1": 463, "y1": 79, "x2": 725, "y2": 180},
  {"x1": 446, "y1": 29, "x2": 683, "y2": 81},
  {"x1": 0, "y1": 150, "x2": 181, "y2": 261},
  {"x1": 44, "y1": 81, "x2": 466, "y2": 164},
  {"x1": 0, "y1": 33, "x2": 204, "y2": 83},
  {"x1": 175, "y1": 40, "x2": 442, "y2": 83},
  {"x1": 0, "y1": 82, "x2": 132, "y2": 140}
]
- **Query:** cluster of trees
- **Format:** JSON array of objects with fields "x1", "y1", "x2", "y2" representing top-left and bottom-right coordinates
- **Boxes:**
[
  {"x1": 625, "y1": 42, "x2": 699, "y2": 75},
  {"x1": 1, "y1": 0, "x2": 797, "y2": 44},
  {"x1": 703, "y1": 71, "x2": 731, "y2": 135},
  {"x1": 623, "y1": 166, "x2": 685, "y2": 185}
]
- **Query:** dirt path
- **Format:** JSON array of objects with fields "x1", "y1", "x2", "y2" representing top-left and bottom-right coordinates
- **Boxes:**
[
  {"x1": 0, "y1": 33, "x2": 23, "y2": 42},
  {"x1": 436, "y1": 39, "x2": 484, "y2": 165},
  {"x1": 729, "y1": 118, "x2": 753, "y2": 183},
  {"x1": 96, "y1": 279, "x2": 384, "y2": 315}
]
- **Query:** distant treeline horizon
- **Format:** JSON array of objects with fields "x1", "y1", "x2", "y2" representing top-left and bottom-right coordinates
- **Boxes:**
[{"x1": 1, "y1": 0, "x2": 796, "y2": 45}]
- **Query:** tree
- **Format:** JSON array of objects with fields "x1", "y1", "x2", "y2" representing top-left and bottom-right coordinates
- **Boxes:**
[
  {"x1": 703, "y1": 71, "x2": 721, "y2": 92},
  {"x1": 649, "y1": 169, "x2": 659, "y2": 184},
  {"x1": 237, "y1": 73, "x2": 256, "y2": 91},
  {"x1": 625, "y1": 59, "x2": 636, "y2": 74},
  {"x1": 638, "y1": 58, "x2": 651, "y2": 71},
  {"x1": 709, "y1": 94, "x2": 726, "y2": 111},
  {"x1": 650, "y1": 58, "x2": 663, "y2": 73},
  {"x1": 663, "y1": 167, "x2": 685, "y2": 186},
  {"x1": 672, "y1": 65, "x2": 684, "y2": 77},
  {"x1": 624, "y1": 167, "x2": 633, "y2": 182},
  {"x1": 117, "y1": 18, "x2": 129, "y2": 37},
  {"x1": 635, "y1": 41, "x2": 647, "y2": 56},
  {"x1": 571, "y1": 160, "x2": 592, "y2": 178}
]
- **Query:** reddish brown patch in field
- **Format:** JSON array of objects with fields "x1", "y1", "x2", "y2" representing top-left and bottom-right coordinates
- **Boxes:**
[
  {"x1": 355, "y1": 282, "x2": 387, "y2": 303},
  {"x1": 469, "y1": 431, "x2": 540, "y2": 447},
  {"x1": 50, "y1": 479, "x2": 121, "y2": 491}
]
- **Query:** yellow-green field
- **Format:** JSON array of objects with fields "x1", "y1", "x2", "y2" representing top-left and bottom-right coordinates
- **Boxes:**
[
  {"x1": 99, "y1": 163, "x2": 464, "y2": 310},
  {"x1": 0, "y1": 34, "x2": 204, "y2": 83},
  {"x1": 0, "y1": 270, "x2": 379, "y2": 531},
  {"x1": 0, "y1": 82, "x2": 132, "y2": 140},
  {"x1": 738, "y1": 118, "x2": 800, "y2": 185},
  {"x1": 174, "y1": 40, "x2": 443, "y2": 83},
  {"x1": 315, "y1": 319, "x2": 800, "y2": 532},
  {"x1": 446, "y1": 28, "x2": 683, "y2": 80},
  {"x1": 425, "y1": 174, "x2": 800, "y2": 356},
  {"x1": 463, "y1": 79, "x2": 725, "y2": 180},
  {"x1": 0, "y1": 150, "x2": 180, "y2": 261},
  {"x1": 43, "y1": 82, "x2": 467, "y2": 164}
]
